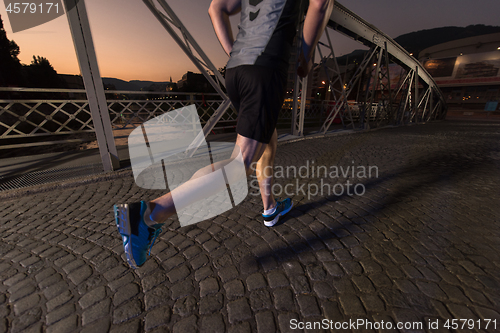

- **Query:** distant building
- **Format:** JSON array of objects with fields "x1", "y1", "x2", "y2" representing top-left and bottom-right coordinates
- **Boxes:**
[
  {"x1": 419, "y1": 32, "x2": 500, "y2": 112},
  {"x1": 58, "y1": 74, "x2": 85, "y2": 89},
  {"x1": 177, "y1": 72, "x2": 216, "y2": 93},
  {"x1": 144, "y1": 82, "x2": 176, "y2": 92}
]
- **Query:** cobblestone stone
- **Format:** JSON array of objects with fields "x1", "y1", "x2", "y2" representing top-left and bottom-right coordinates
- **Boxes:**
[
  {"x1": 173, "y1": 296, "x2": 197, "y2": 317},
  {"x1": 246, "y1": 273, "x2": 267, "y2": 290},
  {"x1": 9, "y1": 283, "x2": 35, "y2": 302},
  {"x1": 267, "y1": 270, "x2": 289, "y2": 288},
  {"x1": 227, "y1": 298, "x2": 252, "y2": 324},
  {"x1": 278, "y1": 312, "x2": 299, "y2": 333},
  {"x1": 199, "y1": 293, "x2": 224, "y2": 315},
  {"x1": 144, "y1": 305, "x2": 171, "y2": 331},
  {"x1": 113, "y1": 299, "x2": 142, "y2": 324},
  {"x1": 172, "y1": 315, "x2": 197, "y2": 333},
  {"x1": 297, "y1": 294, "x2": 321, "y2": 317},
  {"x1": 113, "y1": 283, "x2": 139, "y2": 306},
  {"x1": 46, "y1": 314, "x2": 77, "y2": 333},
  {"x1": 167, "y1": 265, "x2": 190, "y2": 283},
  {"x1": 200, "y1": 313, "x2": 225, "y2": 333},
  {"x1": 78, "y1": 286, "x2": 106, "y2": 309},
  {"x1": 45, "y1": 303, "x2": 74, "y2": 326},
  {"x1": 273, "y1": 288, "x2": 295, "y2": 311},
  {"x1": 200, "y1": 277, "x2": 219, "y2": 297},
  {"x1": 360, "y1": 293, "x2": 385, "y2": 312},
  {"x1": 338, "y1": 294, "x2": 365, "y2": 315},
  {"x1": 108, "y1": 272, "x2": 134, "y2": 292},
  {"x1": 67, "y1": 265, "x2": 93, "y2": 286},
  {"x1": 190, "y1": 254, "x2": 208, "y2": 270},
  {"x1": 194, "y1": 265, "x2": 212, "y2": 282},
  {"x1": 224, "y1": 279, "x2": 245, "y2": 300},
  {"x1": 416, "y1": 280, "x2": 448, "y2": 301},
  {"x1": 171, "y1": 279, "x2": 194, "y2": 300},
  {"x1": 13, "y1": 293, "x2": 40, "y2": 316},
  {"x1": 255, "y1": 311, "x2": 275, "y2": 333},
  {"x1": 218, "y1": 266, "x2": 238, "y2": 283},
  {"x1": 249, "y1": 289, "x2": 272, "y2": 311},
  {"x1": 144, "y1": 285, "x2": 169, "y2": 311},
  {"x1": 46, "y1": 289, "x2": 73, "y2": 312},
  {"x1": 81, "y1": 317, "x2": 110, "y2": 333}
]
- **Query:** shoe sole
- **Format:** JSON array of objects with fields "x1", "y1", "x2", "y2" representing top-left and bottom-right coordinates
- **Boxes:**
[
  {"x1": 114, "y1": 204, "x2": 139, "y2": 269},
  {"x1": 264, "y1": 201, "x2": 294, "y2": 227}
]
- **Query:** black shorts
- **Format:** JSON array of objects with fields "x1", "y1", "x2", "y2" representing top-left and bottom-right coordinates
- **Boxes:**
[{"x1": 226, "y1": 65, "x2": 287, "y2": 144}]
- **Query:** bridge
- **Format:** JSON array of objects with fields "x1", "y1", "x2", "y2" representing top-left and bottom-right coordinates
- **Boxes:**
[
  {"x1": 1, "y1": 0, "x2": 446, "y2": 172},
  {"x1": 1, "y1": 1, "x2": 499, "y2": 333}
]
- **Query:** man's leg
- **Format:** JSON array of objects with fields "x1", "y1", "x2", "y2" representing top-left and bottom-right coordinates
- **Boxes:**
[
  {"x1": 148, "y1": 134, "x2": 268, "y2": 223},
  {"x1": 115, "y1": 134, "x2": 267, "y2": 268},
  {"x1": 256, "y1": 129, "x2": 277, "y2": 211},
  {"x1": 257, "y1": 129, "x2": 293, "y2": 227}
]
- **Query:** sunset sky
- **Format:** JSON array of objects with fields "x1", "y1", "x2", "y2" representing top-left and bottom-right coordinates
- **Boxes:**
[{"x1": 1, "y1": 0, "x2": 499, "y2": 82}]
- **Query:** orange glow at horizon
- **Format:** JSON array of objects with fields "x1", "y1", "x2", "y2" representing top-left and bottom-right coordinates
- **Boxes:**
[
  {"x1": 0, "y1": 0, "x2": 232, "y2": 83},
  {"x1": 1, "y1": 0, "x2": 498, "y2": 84}
]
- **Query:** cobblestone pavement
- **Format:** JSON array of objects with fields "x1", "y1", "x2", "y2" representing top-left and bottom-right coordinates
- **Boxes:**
[{"x1": 1, "y1": 119, "x2": 500, "y2": 333}]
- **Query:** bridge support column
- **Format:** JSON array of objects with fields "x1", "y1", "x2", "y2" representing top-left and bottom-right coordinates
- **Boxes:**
[{"x1": 64, "y1": 0, "x2": 119, "y2": 171}]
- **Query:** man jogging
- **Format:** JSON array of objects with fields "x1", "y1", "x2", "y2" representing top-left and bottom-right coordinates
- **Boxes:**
[{"x1": 114, "y1": 0, "x2": 334, "y2": 268}]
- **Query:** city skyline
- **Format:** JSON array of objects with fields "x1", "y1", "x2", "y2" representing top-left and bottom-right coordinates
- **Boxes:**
[{"x1": 1, "y1": 0, "x2": 499, "y2": 83}]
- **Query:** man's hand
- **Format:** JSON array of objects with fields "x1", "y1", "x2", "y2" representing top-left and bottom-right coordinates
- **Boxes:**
[
  {"x1": 297, "y1": 0, "x2": 335, "y2": 77},
  {"x1": 297, "y1": 51, "x2": 313, "y2": 78}
]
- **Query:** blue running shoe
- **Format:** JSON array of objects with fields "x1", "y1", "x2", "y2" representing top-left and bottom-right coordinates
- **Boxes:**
[
  {"x1": 114, "y1": 201, "x2": 163, "y2": 269},
  {"x1": 262, "y1": 198, "x2": 293, "y2": 227}
]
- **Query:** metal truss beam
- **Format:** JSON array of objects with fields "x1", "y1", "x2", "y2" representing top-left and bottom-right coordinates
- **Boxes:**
[
  {"x1": 291, "y1": 74, "x2": 308, "y2": 137},
  {"x1": 142, "y1": 0, "x2": 232, "y2": 142},
  {"x1": 319, "y1": 46, "x2": 379, "y2": 133},
  {"x1": 315, "y1": 29, "x2": 352, "y2": 132},
  {"x1": 371, "y1": 43, "x2": 394, "y2": 127},
  {"x1": 328, "y1": 2, "x2": 447, "y2": 121},
  {"x1": 290, "y1": 5, "x2": 308, "y2": 137},
  {"x1": 358, "y1": 44, "x2": 392, "y2": 129}
]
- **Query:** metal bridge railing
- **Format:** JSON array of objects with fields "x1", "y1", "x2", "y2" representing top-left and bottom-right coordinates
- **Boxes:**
[
  {"x1": 0, "y1": 88, "x2": 330, "y2": 150},
  {"x1": 0, "y1": 89, "x2": 231, "y2": 149}
]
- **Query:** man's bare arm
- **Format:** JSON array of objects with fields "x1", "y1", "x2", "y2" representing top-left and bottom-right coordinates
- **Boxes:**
[
  {"x1": 297, "y1": 0, "x2": 335, "y2": 77},
  {"x1": 208, "y1": 0, "x2": 241, "y2": 56}
]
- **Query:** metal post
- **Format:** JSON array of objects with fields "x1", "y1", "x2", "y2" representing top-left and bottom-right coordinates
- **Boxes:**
[
  {"x1": 414, "y1": 66, "x2": 419, "y2": 122},
  {"x1": 291, "y1": 8, "x2": 307, "y2": 137},
  {"x1": 401, "y1": 70, "x2": 414, "y2": 125},
  {"x1": 365, "y1": 46, "x2": 384, "y2": 128},
  {"x1": 291, "y1": 77, "x2": 301, "y2": 136},
  {"x1": 299, "y1": 73, "x2": 308, "y2": 135},
  {"x1": 64, "y1": 0, "x2": 119, "y2": 171},
  {"x1": 291, "y1": 76, "x2": 308, "y2": 137},
  {"x1": 377, "y1": 42, "x2": 393, "y2": 126},
  {"x1": 429, "y1": 89, "x2": 434, "y2": 121}
]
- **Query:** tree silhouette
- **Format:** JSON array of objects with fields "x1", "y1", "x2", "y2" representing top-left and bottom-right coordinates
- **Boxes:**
[
  {"x1": 0, "y1": 15, "x2": 66, "y2": 89},
  {"x1": 0, "y1": 15, "x2": 23, "y2": 86},
  {"x1": 24, "y1": 55, "x2": 64, "y2": 88}
]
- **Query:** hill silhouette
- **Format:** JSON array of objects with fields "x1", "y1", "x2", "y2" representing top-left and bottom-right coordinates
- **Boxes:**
[{"x1": 102, "y1": 78, "x2": 173, "y2": 91}]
